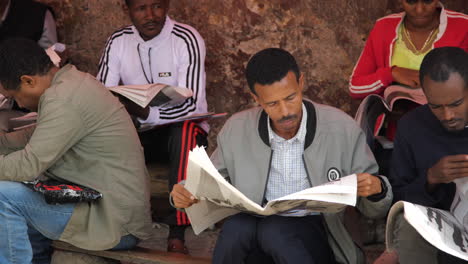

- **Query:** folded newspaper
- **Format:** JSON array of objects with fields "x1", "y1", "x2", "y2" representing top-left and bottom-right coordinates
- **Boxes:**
[
  {"x1": 386, "y1": 191, "x2": 468, "y2": 261},
  {"x1": 185, "y1": 146, "x2": 358, "y2": 235},
  {"x1": 109, "y1": 84, "x2": 193, "y2": 108},
  {"x1": 355, "y1": 85, "x2": 427, "y2": 143}
]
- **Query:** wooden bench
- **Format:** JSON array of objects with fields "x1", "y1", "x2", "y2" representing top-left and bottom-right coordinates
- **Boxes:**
[{"x1": 52, "y1": 241, "x2": 211, "y2": 264}]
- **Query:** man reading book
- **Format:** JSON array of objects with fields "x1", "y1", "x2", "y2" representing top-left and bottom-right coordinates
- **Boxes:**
[
  {"x1": 171, "y1": 48, "x2": 392, "y2": 264},
  {"x1": 389, "y1": 47, "x2": 468, "y2": 264},
  {"x1": 0, "y1": 38, "x2": 152, "y2": 264},
  {"x1": 96, "y1": 0, "x2": 208, "y2": 253}
]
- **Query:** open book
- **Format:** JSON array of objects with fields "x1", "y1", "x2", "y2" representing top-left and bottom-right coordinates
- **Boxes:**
[
  {"x1": 386, "y1": 179, "x2": 468, "y2": 261},
  {"x1": 109, "y1": 84, "x2": 193, "y2": 108},
  {"x1": 185, "y1": 146, "x2": 357, "y2": 235}
]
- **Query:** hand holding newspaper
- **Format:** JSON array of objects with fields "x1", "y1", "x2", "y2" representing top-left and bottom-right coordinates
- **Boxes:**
[
  {"x1": 108, "y1": 83, "x2": 193, "y2": 108},
  {"x1": 185, "y1": 146, "x2": 358, "y2": 235}
]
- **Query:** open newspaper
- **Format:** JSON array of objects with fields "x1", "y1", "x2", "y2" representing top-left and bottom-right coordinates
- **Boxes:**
[
  {"x1": 386, "y1": 180, "x2": 468, "y2": 262},
  {"x1": 109, "y1": 84, "x2": 193, "y2": 108},
  {"x1": 185, "y1": 146, "x2": 357, "y2": 235}
]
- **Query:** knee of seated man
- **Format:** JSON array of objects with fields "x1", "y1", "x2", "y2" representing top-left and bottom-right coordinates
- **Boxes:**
[
  {"x1": 219, "y1": 214, "x2": 257, "y2": 244},
  {"x1": 256, "y1": 216, "x2": 292, "y2": 251},
  {"x1": 0, "y1": 181, "x2": 31, "y2": 201}
]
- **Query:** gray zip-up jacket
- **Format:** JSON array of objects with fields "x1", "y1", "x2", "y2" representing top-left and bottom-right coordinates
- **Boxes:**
[{"x1": 211, "y1": 100, "x2": 392, "y2": 263}]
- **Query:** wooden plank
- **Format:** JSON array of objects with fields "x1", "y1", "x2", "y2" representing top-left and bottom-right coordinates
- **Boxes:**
[{"x1": 52, "y1": 241, "x2": 211, "y2": 264}]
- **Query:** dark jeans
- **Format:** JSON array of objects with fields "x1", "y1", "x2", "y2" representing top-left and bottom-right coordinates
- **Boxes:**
[{"x1": 213, "y1": 213, "x2": 335, "y2": 264}]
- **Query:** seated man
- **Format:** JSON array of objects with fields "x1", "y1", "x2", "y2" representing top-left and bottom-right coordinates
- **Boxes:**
[
  {"x1": 171, "y1": 48, "x2": 393, "y2": 264},
  {"x1": 0, "y1": 38, "x2": 152, "y2": 264},
  {"x1": 97, "y1": 0, "x2": 208, "y2": 253},
  {"x1": 389, "y1": 47, "x2": 468, "y2": 264}
]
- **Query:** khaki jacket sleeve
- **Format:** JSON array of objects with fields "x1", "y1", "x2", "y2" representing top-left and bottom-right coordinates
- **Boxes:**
[
  {"x1": 0, "y1": 126, "x2": 35, "y2": 155},
  {"x1": 0, "y1": 98, "x2": 85, "y2": 182}
]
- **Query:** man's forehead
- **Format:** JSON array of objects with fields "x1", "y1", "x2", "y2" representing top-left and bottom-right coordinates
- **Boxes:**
[{"x1": 424, "y1": 74, "x2": 467, "y2": 104}]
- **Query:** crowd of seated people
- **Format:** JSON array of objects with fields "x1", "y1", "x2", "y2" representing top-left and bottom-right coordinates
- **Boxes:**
[{"x1": 0, "y1": 0, "x2": 466, "y2": 263}]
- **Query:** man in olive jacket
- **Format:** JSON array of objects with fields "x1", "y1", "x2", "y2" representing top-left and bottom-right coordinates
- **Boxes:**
[
  {"x1": 171, "y1": 48, "x2": 393, "y2": 264},
  {"x1": 0, "y1": 38, "x2": 152, "y2": 264}
]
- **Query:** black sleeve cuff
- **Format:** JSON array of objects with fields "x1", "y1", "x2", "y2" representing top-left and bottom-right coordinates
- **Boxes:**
[{"x1": 366, "y1": 175, "x2": 388, "y2": 202}]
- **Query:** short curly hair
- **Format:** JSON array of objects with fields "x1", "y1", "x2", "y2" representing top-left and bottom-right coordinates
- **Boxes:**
[
  {"x1": 420, "y1": 47, "x2": 468, "y2": 90},
  {"x1": 0, "y1": 38, "x2": 53, "y2": 91},
  {"x1": 245, "y1": 48, "x2": 300, "y2": 95}
]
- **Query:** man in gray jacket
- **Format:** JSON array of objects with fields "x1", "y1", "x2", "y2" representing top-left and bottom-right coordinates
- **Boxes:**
[{"x1": 171, "y1": 48, "x2": 392, "y2": 264}]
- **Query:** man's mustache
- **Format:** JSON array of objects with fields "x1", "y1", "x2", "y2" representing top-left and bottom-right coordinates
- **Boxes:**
[
  {"x1": 442, "y1": 118, "x2": 463, "y2": 126},
  {"x1": 277, "y1": 115, "x2": 297, "y2": 123}
]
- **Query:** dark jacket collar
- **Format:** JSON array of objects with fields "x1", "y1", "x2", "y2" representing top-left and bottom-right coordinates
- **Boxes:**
[{"x1": 258, "y1": 100, "x2": 317, "y2": 149}]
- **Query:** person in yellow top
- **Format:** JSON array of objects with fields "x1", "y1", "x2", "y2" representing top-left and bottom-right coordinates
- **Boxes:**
[
  {"x1": 350, "y1": 0, "x2": 468, "y2": 98},
  {"x1": 0, "y1": 38, "x2": 152, "y2": 264}
]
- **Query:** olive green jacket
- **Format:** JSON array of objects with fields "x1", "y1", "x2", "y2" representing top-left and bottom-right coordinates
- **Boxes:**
[{"x1": 0, "y1": 65, "x2": 152, "y2": 250}]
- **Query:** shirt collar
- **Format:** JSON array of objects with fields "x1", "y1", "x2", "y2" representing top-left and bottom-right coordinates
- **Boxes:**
[
  {"x1": 1, "y1": 0, "x2": 10, "y2": 23},
  {"x1": 268, "y1": 103, "x2": 307, "y2": 144}
]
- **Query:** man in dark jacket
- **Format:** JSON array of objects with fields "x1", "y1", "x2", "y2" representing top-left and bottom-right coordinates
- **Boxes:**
[{"x1": 390, "y1": 47, "x2": 468, "y2": 264}]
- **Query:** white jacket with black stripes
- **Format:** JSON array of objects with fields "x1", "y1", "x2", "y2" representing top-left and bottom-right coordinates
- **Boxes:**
[{"x1": 97, "y1": 16, "x2": 208, "y2": 131}]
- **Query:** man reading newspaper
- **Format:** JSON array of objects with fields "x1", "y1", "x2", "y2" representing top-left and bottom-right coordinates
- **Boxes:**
[
  {"x1": 171, "y1": 48, "x2": 392, "y2": 264},
  {"x1": 388, "y1": 47, "x2": 468, "y2": 264}
]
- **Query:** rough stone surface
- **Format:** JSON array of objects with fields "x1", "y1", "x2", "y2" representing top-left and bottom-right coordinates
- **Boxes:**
[{"x1": 36, "y1": 0, "x2": 468, "y2": 150}]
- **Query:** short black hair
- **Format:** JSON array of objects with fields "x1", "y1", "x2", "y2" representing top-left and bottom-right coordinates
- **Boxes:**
[
  {"x1": 0, "y1": 38, "x2": 53, "y2": 91},
  {"x1": 245, "y1": 48, "x2": 300, "y2": 94},
  {"x1": 125, "y1": 0, "x2": 169, "y2": 6},
  {"x1": 420, "y1": 47, "x2": 468, "y2": 90}
]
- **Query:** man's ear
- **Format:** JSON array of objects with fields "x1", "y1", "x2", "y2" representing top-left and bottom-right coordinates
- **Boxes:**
[
  {"x1": 298, "y1": 73, "x2": 304, "y2": 92},
  {"x1": 250, "y1": 91, "x2": 260, "y2": 105},
  {"x1": 19, "y1": 75, "x2": 35, "y2": 89}
]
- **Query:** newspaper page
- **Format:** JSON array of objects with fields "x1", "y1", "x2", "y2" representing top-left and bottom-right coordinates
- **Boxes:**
[
  {"x1": 386, "y1": 201, "x2": 468, "y2": 261},
  {"x1": 451, "y1": 178, "x2": 468, "y2": 232},
  {"x1": 185, "y1": 146, "x2": 357, "y2": 235}
]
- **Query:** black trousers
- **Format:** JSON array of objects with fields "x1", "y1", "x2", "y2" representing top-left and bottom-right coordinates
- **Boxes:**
[
  {"x1": 139, "y1": 121, "x2": 207, "y2": 232},
  {"x1": 213, "y1": 213, "x2": 336, "y2": 264},
  {"x1": 438, "y1": 250, "x2": 468, "y2": 264}
]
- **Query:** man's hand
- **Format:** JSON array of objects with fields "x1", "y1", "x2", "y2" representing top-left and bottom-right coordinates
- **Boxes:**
[
  {"x1": 118, "y1": 96, "x2": 150, "y2": 120},
  {"x1": 171, "y1": 184, "x2": 199, "y2": 209},
  {"x1": 357, "y1": 173, "x2": 382, "y2": 197},
  {"x1": 391, "y1": 66, "x2": 420, "y2": 88},
  {"x1": 427, "y1": 155, "x2": 468, "y2": 191}
]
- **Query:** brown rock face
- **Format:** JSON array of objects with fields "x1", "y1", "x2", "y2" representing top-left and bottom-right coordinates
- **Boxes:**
[{"x1": 37, "y1": 0, "x2": 468, "y2": 150}]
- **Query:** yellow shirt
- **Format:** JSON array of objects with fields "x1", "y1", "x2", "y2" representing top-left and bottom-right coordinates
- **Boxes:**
[{"x1": 391, "y1": 25, "x2": 432, "y2": 71}]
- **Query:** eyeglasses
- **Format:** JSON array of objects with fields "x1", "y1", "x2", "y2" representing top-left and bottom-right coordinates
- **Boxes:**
[{"x1": 404, "y1": 0, "x2": 435, "y2": 4}]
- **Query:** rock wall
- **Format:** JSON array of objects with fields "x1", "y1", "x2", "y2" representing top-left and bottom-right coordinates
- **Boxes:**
[{"x1": 36, "y1": 0, "x2": 468, "y2": 150}]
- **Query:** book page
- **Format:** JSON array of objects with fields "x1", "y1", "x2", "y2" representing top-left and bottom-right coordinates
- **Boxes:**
[{"x1": 108, "y1": 84, "x2": 193, "y2": 108}]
